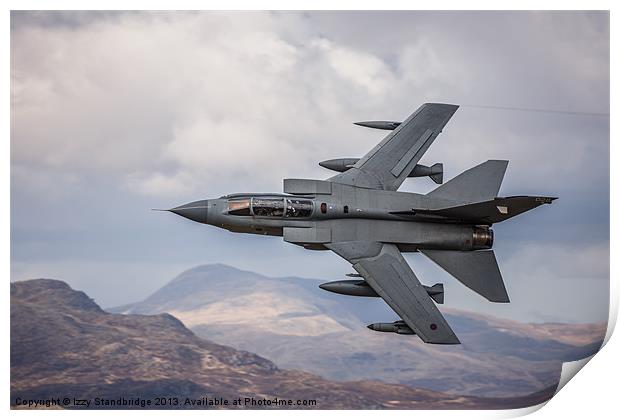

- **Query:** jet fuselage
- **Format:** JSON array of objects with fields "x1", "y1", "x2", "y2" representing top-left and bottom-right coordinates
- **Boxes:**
[{"x1": 171, "y1": 187, "x2": 494, "y2": 253}]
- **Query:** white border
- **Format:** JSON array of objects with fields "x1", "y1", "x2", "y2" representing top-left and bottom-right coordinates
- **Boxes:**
[{"x1": 4, "y1": 2, "x2": 616, "y2": 419}]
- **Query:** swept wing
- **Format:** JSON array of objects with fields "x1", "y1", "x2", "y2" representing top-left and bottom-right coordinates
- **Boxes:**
[
  {"x1": 326, "y1": 241, "x2": 460, "y2": 344},
  {"x1": 329, "y1": 103, "x2": 459, "y2": 191}
]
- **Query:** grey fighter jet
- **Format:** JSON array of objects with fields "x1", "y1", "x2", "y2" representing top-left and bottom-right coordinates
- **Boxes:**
[{"x1": 163, "y1": 103, "x2": 556, "y2": 344}]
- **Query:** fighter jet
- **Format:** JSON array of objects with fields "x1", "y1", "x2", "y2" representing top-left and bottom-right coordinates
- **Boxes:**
[{"x1": 162, "y1": 103, "x2": 556, "y2": 344}]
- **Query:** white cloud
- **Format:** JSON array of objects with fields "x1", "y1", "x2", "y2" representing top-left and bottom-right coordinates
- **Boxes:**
[
  {"x1": 10, "y1": 12, "x2": 409, "y2": 197},
  {"x1": 11, "y1": 11, "x2": 608, "y2": 199},
  {"x1": 125, "y1": 170, "x2": 195, "y2": 197},
  {"x1": 314, "y1": 38, "x2": 395, "y2": 96}
]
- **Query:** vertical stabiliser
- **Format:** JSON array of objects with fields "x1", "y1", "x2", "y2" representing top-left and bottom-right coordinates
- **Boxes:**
[
  {"x1": 419, "y1": 250, "x2": 510, "y2": 303},
  {"x1": 426, "y1": 160, "x2": 508, "y2": 205}
]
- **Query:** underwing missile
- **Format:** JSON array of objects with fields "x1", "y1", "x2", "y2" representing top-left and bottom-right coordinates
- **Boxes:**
[
  {"x1": 410, "y1": 163, "x2": 444, "y2": 184},
  {"x1": 354, "y1": 121, "x2": 402, "y2": 130},
  {"x1": 367, "y1": 320, "x2": 415, "y2": 335},
  {"x1": 319, "y1": 280, "x2": 379, "y2": 297},
  {"x1": 318, "y1": 158, "x2": 359, "y2": 172},
  {"x1": 319, "y1": 159, "x2": 443, "y2": 184},
  {"x1": 320, "y1": 280, "x2": 444, "y2": 303}
]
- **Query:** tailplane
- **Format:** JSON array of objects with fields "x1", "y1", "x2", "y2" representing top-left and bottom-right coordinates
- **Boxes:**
[{"x1": 420, "y1": 250, "x2": 509, "y2": 303}]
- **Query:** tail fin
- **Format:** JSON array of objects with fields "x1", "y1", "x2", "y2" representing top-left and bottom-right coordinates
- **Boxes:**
[
  {"x1": 427, "y1": 160, "x2": 508, "y2": 205},
  {"x1": 425, "y1": 283, "x2": 444, "y2": 304},
  {"x1": 429, "y1": 163, "x2": 443, "y2": 184},
  {"x1": 420, "y1": 250, "x2": 509, "y2": 303}
]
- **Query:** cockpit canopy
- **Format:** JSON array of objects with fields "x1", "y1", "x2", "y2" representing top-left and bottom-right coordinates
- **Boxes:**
[
  {"x1": 227, "y1": 198, "x2": 251, "y2": 216},
  {"x1": 285, "y1": 199, "x2": 313, "y2": 217},
  {"x1": 253, "y1": 198, "x2": 284, "y2": 217},
  {"x1": 227, "y1": 197, "x2": 313, "y2": 218}
]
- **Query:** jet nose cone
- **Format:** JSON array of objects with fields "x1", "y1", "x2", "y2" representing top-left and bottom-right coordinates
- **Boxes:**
[{"x1": 170, "y1": 200, "x2": 209, "y2": 224}]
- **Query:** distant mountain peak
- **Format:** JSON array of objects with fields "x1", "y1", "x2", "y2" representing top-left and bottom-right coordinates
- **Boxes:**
[{"x1": 169, "y1": 263, "x2": 264, "y2": 284}]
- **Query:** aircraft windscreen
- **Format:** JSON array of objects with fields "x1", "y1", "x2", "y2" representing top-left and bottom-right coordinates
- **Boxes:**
[
  {"x1": 227, "y1": 199, "x2": 251, "y2": 216},
  {"x1": 252, "y1": 198, "x2": 285, "y2": 217},
  {"x1": 286, "y1": 199, "x2": 313, "y2": 217}
]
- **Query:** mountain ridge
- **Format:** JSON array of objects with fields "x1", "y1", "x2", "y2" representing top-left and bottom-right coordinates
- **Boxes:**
[{"x1": 11, "y1": 278, "x2": 558, "y2": 409}]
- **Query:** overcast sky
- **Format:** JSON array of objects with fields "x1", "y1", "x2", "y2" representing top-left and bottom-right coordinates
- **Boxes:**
[{"x1": 10, "y1": 11, "x2": 609, "y2": 323}]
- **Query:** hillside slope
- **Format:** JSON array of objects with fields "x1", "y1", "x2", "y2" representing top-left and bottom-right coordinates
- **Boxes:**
[{"x1": 11, "y1": 278, "x2": 556, "y2": 409}]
